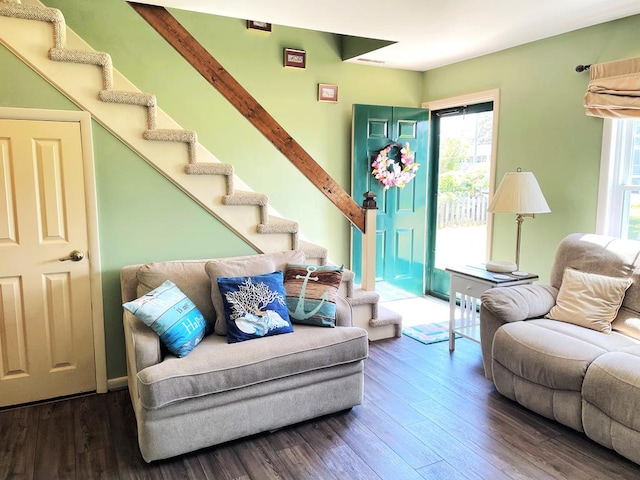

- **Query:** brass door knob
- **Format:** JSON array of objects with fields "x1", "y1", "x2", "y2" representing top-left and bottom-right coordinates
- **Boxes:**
[{"x1": 59, "y1": 250, "x2": 84, "y2": 262}]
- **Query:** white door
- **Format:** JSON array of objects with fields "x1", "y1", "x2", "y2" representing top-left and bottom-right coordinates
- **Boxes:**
[{"x1": 0, "y1": 118, "x2": 96, "y2": 407}]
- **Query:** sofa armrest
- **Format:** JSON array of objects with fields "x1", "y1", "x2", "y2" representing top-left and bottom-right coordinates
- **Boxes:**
[
  {"x1": 479, "y1": 284, "x2": 557, "y2": 380},
  {"x1": 335, "y1": 295, "x2": 353, "y2": 327},
  {"x1": 481, "y1": 284, "x2": 558, "y2": 322},
  {"x1": 123, "y1": 311, "x2": 162, "y2": 374}
]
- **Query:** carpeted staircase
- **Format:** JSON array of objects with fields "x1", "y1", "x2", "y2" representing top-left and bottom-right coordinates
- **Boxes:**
[{"x1": 0, "y1": 0, "x2": 402, "y2": 339}]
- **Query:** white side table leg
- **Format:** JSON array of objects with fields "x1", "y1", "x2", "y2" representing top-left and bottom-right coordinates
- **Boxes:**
[{"x1": 449, "y1": 291, "x2": 457, "y2": 352}]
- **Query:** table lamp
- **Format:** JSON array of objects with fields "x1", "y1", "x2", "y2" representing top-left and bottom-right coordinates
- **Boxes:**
[{"x1": 487, "y1": 169, "x2": 551, "y2": 272}]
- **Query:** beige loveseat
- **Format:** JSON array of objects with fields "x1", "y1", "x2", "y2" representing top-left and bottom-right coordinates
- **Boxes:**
[
  {"x1": 120, "y1": 250, "x2": 368, "y2": 462},
  {"x1": 480, "y1": 233, "x2": 640, "y2": 465}
]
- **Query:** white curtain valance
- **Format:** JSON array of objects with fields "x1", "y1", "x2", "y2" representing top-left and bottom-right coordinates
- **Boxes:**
[{"x1": 584, "y1": 56, "x2": 640, "y2": 119}]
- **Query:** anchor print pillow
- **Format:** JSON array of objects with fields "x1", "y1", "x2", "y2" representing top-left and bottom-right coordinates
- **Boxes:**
[
  {"x1": 284, "y1": 264, "x2": 344, "y2": 327},
  {"x1": 217, "y1": 271, "x2": 294, "y2": 343}
]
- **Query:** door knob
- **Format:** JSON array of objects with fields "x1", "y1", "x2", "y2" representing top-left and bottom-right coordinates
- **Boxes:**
[{"x1": 59, "y1": 250, "x2": 84, "y2": 262}]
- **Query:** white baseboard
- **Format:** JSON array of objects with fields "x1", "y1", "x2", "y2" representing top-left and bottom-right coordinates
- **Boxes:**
[{"x1": 107, "y1": 376, "x2": 128, "y2": 391}]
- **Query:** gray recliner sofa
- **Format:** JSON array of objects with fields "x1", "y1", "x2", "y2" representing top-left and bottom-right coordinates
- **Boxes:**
[
  {"x1": 480, "y1": 233, "x2": 640, "y2": 465},
  {"x1": 120, "y1": 250, "x2": 368, "y2": 462}
]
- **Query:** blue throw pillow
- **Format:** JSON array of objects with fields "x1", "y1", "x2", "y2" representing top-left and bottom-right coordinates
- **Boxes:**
[
  {"x1": 123, "y1": 280, "x2": 206, "y2": 357},
  {"x1": 217, "y1": 271, "x2": 293, "y2": 343}
]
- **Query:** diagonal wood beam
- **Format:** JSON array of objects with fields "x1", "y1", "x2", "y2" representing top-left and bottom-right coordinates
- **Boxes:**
[{"x1": 128, "y1": 2, "x2": 365, "y2": 232}]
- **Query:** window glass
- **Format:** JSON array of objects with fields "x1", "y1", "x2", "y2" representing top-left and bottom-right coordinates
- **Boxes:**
[
  {"x1": 599, "y1": 119, "x2": 640, "y2": 239},
  {"x1": 434, "y1": 108, "x2": 492, "y2": 270}
]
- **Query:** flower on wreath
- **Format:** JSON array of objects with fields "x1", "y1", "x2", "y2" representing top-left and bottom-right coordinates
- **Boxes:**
[{"x1": 371, "y1": 142, "x2": 419, "y2": 189}]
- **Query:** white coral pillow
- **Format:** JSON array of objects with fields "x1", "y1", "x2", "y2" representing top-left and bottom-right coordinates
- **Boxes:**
[{"x1": 546, "y1": 268, "x2": 632, "y2": 333}]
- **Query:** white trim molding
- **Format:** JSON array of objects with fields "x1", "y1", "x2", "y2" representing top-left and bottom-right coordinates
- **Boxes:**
[
  {"x1": 596, "y1": 119, "x2": 616, "y2": 235},
  {"x1": 107, "y1": 376, "x2": 128, "y2": 391}
]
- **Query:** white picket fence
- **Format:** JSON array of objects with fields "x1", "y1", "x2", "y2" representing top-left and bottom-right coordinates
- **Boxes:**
[{"x1": 438, "y1": 193, "x2": 488, "y2": 228}]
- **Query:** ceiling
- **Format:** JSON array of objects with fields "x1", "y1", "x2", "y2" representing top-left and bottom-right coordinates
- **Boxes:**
[{"x1": 135, "y1": 0, "x2": 640, "y2": 71}]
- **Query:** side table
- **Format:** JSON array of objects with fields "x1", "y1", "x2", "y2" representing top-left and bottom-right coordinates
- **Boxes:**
[{"x1": 446, "y1": 265, "x2": 538, "y2": 352}]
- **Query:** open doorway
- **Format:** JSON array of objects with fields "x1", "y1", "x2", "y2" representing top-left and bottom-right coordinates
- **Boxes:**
[{"x1": 424, "y1": 91, "x2": 500, "y2": 299}]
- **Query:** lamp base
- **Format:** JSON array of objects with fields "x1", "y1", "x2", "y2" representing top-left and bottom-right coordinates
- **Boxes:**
[{"x1": 486, "y1": 260, "x2": 517, "y2": 273}]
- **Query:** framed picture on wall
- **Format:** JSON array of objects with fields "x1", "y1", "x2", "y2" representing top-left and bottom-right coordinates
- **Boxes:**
[
  {"x1": 284, "y1": 48, "x2": 306, "y2": 68},
  {"x1": 247, "y1": 20, "x2": 271, "y2": 32},
  {"x1": 318, "y1": 84, "x2": 338, "y2": 103}
]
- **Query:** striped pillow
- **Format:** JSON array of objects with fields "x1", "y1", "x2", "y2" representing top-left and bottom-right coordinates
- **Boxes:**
[
  {"x1": 123, "y1": 280, "x2": 206, "y2": 357},
  {"x1": 284, "y1": 264, "x2": 343, "y2": 327}
]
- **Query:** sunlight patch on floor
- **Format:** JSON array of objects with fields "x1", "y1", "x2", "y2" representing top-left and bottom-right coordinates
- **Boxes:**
[{"x1": 382, "y1": 295, "x2": 449, "y2": 328}]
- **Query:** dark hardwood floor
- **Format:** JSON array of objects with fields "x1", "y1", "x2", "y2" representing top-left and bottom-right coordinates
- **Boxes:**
[{"x1": 2, "y1": 335, "x2": 640, "y2": 480}]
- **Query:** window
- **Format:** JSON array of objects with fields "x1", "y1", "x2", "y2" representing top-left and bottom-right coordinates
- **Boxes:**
[{"x1": 597, "y1": 119, "x2": 640, "y2": 239}]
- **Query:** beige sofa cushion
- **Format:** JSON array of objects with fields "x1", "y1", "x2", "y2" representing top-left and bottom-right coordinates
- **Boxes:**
[
  {"x1": 205, "y1": 250, "x2": 306, "y2": 335},
  {"x1": 136, "y1": 260, "x2": 215, "y2": 328},
  {"x1": 547, "y1": 268, "x2": 632, "y2": 333},
  {"x1": 582, "y1": 346, "x2": 640, "y2": 464},
  {"x1": 583, "y1": 346, "x2": 640, "y2": 432},
  {"x1": 136, "y1": 325, "x2": 368, "y2": 410},
  {"x1": 493, "y1": 319, "x2": 639, "y2": 391}
]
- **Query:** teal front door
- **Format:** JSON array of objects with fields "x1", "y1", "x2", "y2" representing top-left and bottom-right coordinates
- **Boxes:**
[{"x1": 351, "y1": 105, "x2": 429, "y2": 297}]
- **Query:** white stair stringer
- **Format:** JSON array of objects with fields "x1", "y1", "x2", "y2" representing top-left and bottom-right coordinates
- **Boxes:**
[
  {"x1": 0, "y1": 0, "x2": 401, "y2": 339},
  {"x1": 0, "y1": 0, "x2": 298, "y2": 253},
  {"x1": 340, "y1": 274, "x2": 402, "y2": 340}
]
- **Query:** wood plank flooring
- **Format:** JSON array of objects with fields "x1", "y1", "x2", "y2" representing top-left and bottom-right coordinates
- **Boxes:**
[{"x1": 2, "y1": 336, "x2": 640, "y2": 480}]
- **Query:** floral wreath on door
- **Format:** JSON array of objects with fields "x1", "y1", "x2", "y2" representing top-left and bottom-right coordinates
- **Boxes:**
[{"x1": 371, "y1": 142, "x2": 419, "y2": 189}]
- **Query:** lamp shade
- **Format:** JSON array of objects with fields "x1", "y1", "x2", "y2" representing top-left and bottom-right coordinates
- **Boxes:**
[{"x1": 488, "y1": 171, "x2": 551, "y2": 214}]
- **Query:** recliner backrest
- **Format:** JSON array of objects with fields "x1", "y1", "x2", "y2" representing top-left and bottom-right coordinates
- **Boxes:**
[{"x1": 550, "y1": 233, "x2": 640, "y2": 339}]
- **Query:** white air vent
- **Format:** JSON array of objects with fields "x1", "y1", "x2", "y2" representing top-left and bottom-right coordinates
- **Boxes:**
[{"x1": 356, "y1": 58, "x2": 385, "y2": 64}]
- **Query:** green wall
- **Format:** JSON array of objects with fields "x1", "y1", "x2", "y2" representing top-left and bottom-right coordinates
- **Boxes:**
[
  {"x1": 422, "y1": 14, "x2": 640, "y2": 282},
  {"x1": 5, "y1": 0, "x2": 639, "y2": 380},
  {"x1": 2, "y1": 1, "x2": 422, "y2": 379}
]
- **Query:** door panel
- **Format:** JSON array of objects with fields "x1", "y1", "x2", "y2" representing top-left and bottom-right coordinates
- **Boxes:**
[
  {"x1": 352, "y1": 105, "x2": 429, "y2": 297},
  {"x1": 0, "y1": 277, "x2": 27, "y2": 378},
  {"x1": 0, "y1": 141, "x2": 17, "y2": 242},
  {"x1": 394, "y1": 228, "x2": 414, "y2": 279},
  {"x1": 0, "y1": 119, "x2": 95, "y2": 407}
]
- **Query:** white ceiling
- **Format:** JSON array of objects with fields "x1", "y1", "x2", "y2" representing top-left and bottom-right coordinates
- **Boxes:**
[{"x1": 136, "y1": 0, "x2": 640, "y2": 71}]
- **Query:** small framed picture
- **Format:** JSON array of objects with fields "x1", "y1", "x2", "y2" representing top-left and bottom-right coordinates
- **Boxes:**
[
  {"x1": 318, "y1": 84, "x2": 338, "y2": 103},
  {"x1": 247, "y1": 20, "x2": 271, "y2": 32},
  {"x1": 284, "y1": 48, "x2": 306, "y2": 69}
]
